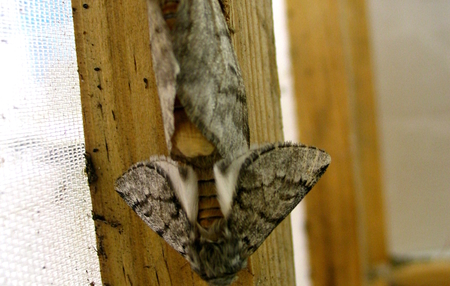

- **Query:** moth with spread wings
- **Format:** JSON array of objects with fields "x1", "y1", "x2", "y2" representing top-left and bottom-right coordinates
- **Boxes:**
[
  {"x1": 116, "y1": 143, "x2": 330, "y2": 285},
  {"x1": 115, "y1": 0, "x2": 330, "y2": 285}
]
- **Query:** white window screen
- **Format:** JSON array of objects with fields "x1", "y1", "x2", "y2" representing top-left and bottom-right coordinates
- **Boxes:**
[{"x1": 0, "y1": 1, "x2": 101, "y2": 285}]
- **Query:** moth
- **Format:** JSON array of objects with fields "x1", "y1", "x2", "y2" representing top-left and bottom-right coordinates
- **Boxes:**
[{"x1": 115, "y1": 0, "x2": 331, "y2": 285}]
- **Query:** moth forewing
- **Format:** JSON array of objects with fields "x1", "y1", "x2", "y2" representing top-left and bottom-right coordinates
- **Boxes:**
[
  {"x1": 114, "y1": 158, "x2": 194, "y2": 256},
  {"x1": 171, "y1": 0, "x2": 250, "y2": 160},
  {"x1": 146, "y1": 0, "x2": 179, "y2": 152},
  {"x1": 223, "y1": 143, "x2": 331, "y2": 258}
]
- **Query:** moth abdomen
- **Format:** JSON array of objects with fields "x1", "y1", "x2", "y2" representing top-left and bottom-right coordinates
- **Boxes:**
[
  {"x1": 197, "y1": 179, "x2": 225, "y2": 229},
  {"x1": 161, "y1": 0, "x2": 180, "y2": 30}
]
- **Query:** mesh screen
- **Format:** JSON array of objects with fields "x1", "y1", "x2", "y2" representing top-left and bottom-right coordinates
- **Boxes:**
[{"x1": 0, "y1": 1, "x2": 101, "y2": 285}]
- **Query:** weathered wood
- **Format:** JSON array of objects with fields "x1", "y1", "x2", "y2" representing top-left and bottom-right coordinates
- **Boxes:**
[
  {"x1": 74, "y1": 0, "x2": 293, "y2": 285},
  {"x1": 171, "y1": 108, "x2": 216, "y2": 158},
  {"x1": 72, "y1": 0, "x2": 185, "y2": 285}
]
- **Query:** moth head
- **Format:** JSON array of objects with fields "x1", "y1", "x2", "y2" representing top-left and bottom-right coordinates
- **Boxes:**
[{"x1": 188, "y1": 221, "x2": 247, "y2": 286}]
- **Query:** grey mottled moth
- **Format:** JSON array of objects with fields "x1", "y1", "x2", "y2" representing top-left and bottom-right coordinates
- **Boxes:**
[{"x1": 115, "y1": 0, "x2": 331, "y2": 285}]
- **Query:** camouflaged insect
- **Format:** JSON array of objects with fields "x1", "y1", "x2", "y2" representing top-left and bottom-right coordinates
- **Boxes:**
[{"x1": 116, "y1": 0, "x2": 330, "y2": 285}]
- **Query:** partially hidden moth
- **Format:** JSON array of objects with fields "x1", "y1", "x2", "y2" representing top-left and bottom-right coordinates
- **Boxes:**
[{"x1": 115, "y1": 0, "x2": 331, "y2": 285}]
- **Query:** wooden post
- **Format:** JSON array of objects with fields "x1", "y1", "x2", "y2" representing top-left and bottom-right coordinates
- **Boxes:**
[
  {"x1": 286, "y1": 1, "x2": 362, "y2": 284},
  {"x1": 339, "y1": 0, "x2": 388, "y2": 279},
  {"x1": 73, "y1": 0, "x2": 294, "y2": 285},
  {"x1": 286, "y1": 0, "x2": 387, "y2": 285},
  {"x1": 72, "y1": 1, "x2": 182, "y2": 285}
]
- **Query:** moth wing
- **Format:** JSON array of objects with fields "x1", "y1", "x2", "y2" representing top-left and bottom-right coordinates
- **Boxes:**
[
  {"x1": 115, "y1": 156, "x2": 198, "y2": 256},
  {"x1": 172, "y1": 0, "x2": 250, "y2": 159},
  {"x1": 147, "y1": 0, "x2": 179, "y2": 152},
  {"x1": 218, "y1": 142, "x2": 330, "y2": 257}
]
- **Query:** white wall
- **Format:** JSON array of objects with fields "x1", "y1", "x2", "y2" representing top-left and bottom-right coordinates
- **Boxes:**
[{"x1": 367, "y1": 0, "x2": 450, "y2": 258}]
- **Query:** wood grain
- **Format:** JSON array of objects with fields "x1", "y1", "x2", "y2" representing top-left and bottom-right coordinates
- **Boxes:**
[
  {"x1": 74, "y1": 0, "x2": 293, "y2": 285},
  {"x1": 340, "y1": 0, "x2": 388, "y2": 270},
  {"x1": 285, "y1": 0, "x2": 373, "y2": 285},
  {"x1": 72, "y1": 0, "x2": 184, "y2": 285}
]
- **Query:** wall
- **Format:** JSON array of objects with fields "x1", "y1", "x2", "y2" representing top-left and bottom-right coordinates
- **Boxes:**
[{"x1": 367, "y1": 0, "x2": 450, "y2": 258}]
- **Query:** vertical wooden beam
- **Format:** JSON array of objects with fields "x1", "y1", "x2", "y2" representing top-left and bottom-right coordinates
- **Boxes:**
[
  {"x1": 340, "y1": 0, "x2": 388, "y2": 270},
  {"x1": 286, "y1": 0, "x2": 387, "y2": 285},
  {"x1": 72, "y1": 1, "x2": 188, "y2": 285},
  {"x1": 286, "y1": 0, "x2": 360, "y2": 285},
  {"x1": 74, "y1": 0, "x2": 293, "y2": 285}
]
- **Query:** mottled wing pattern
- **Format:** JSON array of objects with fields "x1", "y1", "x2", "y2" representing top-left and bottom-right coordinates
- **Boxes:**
[
  {"x1": 227, "y1": 142, "x2": 331, "y2": 256},
  {"x1": 147, "y1": 0, "x2": 179, "y2": 151},
  {"x1": 115, "y1": 157, "x2": 193, "y2": 257},
  {"x1": 171, "y1": 0, "x2": 250, "y2": 159}
]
